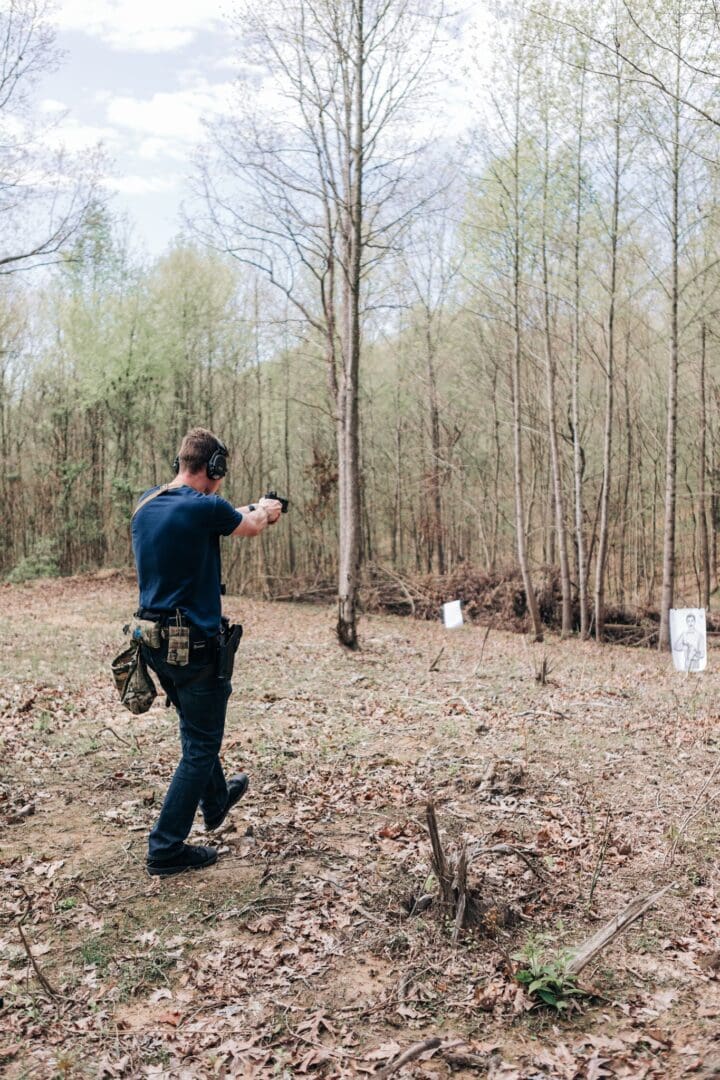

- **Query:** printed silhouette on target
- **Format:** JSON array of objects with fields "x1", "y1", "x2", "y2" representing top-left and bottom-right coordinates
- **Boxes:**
[{"x1": 671, "y1": 609, "x2": 706, "y2": 672}]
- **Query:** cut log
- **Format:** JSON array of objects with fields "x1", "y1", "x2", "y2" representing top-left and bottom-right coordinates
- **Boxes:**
[
  {"x1": 567, "y1": 883, "x2": 674, "y2": 976},
  {"x1": 376, "y1": 1037, "x2": 442, "y2": 1078}
]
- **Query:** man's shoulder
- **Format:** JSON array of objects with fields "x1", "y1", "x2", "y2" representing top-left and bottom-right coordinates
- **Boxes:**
[
  {"x1": 208, "y1": 494, "x2": 243, "y2": 535},
  {"x1": 207, "y1": 493, "x2": 236, "y2": 511},
  {"x1": 133, "y1": 485, "x2": 170, "y2": 518}
]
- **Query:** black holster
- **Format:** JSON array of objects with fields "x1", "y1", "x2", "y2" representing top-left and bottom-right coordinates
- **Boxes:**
[{"x1": 217, "y1": 623, "x2": 243, "y2": 681}]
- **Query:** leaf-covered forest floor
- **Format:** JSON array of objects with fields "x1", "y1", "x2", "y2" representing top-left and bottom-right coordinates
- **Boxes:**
[{"x1": 2, "y1": 575, "x2": 720, "y2": 1079}]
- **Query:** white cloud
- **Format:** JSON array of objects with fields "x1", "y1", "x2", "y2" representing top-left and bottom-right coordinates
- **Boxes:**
[
  {"x1": 102, "y1": 174, "x2": 177, "y2": 195},
  {"x1": 56, "y1": 0, "x2": 229, "y2": 52},
  {"x1": 105, "y1": 81, "x2": 233, "y2": 142},
  {"x1": 43, "y1": 117, "x2": 120, "y2": 153},
  {"x1": 137, "y1": 136, "x2": 187, "y2": 162},
  {"x1": 39, "y1": 98, "x2": 67, "y2": 114}
]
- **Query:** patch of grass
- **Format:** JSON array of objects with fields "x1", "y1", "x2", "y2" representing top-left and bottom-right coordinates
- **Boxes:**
[
  {"x1": 634, "y1": 930, "x2": 660, "y2": 955},
  {"x1": 437, "y1": 718, "x2": 460, "y2": 740},
  {"x1": 119, "y1": 948, "x2": 178, "y2": 999},
  {"x1": 33, "y1": 711, "x2": 53, "y2": 734},
  {"x1": 80, "y1": 934, "x2": 112, "y2": 972},
  {"x1": 143, "y1": 1044, "x2": 172, "y2": 1067}
]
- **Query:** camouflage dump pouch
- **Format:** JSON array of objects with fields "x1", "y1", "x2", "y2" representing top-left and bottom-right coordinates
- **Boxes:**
[{"x1": 111, "y1": 640, "x2": 157, "y2": 715}]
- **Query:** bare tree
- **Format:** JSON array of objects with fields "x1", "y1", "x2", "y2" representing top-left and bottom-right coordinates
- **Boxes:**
[
  {"x1": 504, "y1": 16, "x2": 544, "y2": 641},
  {"x1": 644, "y1": 1, "x2": 714, "y2": 649},
  {"x1": 401, "y1": 188, "x2": 464, "y2": 575},
  {"x1": 537, "y1": 64, "x2": 573, "y2": 637},
  {"x1": 0, "y1": 0, "x2": 98, "y2": 273},
  {"x1": 594, "y1": 34, "x2": 625, "y2": 643},
  {"x1": 196, "y1": 0, "x2": 446, "y2": 647},
  {"x1": 565, "y1": 39, "x2": 590, "y2": 637}
]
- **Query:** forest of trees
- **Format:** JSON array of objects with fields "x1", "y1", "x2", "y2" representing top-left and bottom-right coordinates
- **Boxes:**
[{"x1": 3, "y1": 0, "x2": 720, "y2": 646}]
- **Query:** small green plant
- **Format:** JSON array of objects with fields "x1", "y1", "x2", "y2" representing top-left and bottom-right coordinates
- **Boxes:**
[{"x1": 513, "y1": 938, "x2": 587, "y2": 1011}]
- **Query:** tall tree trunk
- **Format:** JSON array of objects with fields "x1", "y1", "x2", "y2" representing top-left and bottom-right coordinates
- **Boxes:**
[
  {"x1": 490, "y1": 359, "x2": 501, "y2": 571},
  {"x1": 541, "y1": 110, "x2": 572, "y2": 636},
  {"x1": 426, "y1": 324, "x2": 445, "y2": 574},
  {"x1": 571, "y1": 63, "x2": 589, "y2": 638},
  {"x1": 711, "y1": 426, "x2": 718, "y2": 594},
  {"x1": 595, "y1": 55, "x2": 621, "y2": 642},
  {"x1": 254, "y1": 283, "x2": 268, "y2": 596},
  {"x1": 510, "y1": 64, "x2": 543, "y2": 642},
  {"x1": 697, "y1": 321, "x2": 710, "y2": 609},
  {"x1": 618, "y1": 331, "x2": 632, "y2": 607},
  {"x1": 283, "y1": 348, "x2": 296, "y2": 574},
  {"x1": 658, "y1": 48, "x2": 682, "y2": 651},
  {"x1": 336, "y1": 0, "x2": 364, "y2": 649}
]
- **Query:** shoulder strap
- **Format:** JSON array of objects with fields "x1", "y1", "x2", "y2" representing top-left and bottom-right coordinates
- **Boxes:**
[{"x1": 131, "y1": 483, "x2": 171, "y2": 521}]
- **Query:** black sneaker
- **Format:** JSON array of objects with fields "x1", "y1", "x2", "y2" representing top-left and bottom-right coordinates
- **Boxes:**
[
  {"x1": 205, "y1": 773, "x2": 249, "y2": 832},
  {"x1": 147, "y1": 844, "x2": 218, "y2": 877}
]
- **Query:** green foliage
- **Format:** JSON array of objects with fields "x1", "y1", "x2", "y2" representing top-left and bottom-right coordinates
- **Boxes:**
[
  {"x1": 6, "y1": 538, "x2": 59, "y2": 584},
  {"x1": 513, "y1": 937, "x2": 587, "y2": 1011},
  {"x1": 80, "y1": 934, "x2": 111, "y2": 971}
]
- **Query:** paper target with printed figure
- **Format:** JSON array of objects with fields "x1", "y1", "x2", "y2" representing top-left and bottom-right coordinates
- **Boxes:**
[{"x1": 670, "y1": 608, "x2": 707, "y2": 672}]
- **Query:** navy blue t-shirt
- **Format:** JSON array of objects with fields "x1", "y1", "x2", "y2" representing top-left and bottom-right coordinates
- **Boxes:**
[{"x1": 132, "y1": 485, "x2": 243, "y2": 635}]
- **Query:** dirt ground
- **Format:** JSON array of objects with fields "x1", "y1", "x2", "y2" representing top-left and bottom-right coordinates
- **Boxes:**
[{"x1": 2, "y1": 574, "x2": 720, "y2": 1079}]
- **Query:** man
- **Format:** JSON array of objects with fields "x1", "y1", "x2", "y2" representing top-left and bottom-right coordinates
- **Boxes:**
[{"x1": 131, "y1": 427, "x2": 282, "y2": 877}]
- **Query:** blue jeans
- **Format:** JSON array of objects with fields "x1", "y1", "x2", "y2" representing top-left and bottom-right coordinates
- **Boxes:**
[{"x1": 143, "y1": 642, "x2": 232, "y2": 860}]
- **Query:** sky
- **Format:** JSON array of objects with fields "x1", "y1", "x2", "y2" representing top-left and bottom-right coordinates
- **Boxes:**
[
  {"x1": 38, "y1": 1, "x2": 488, "y2": 256},
  {"x1": 36, "y1": 1, "x2": 241, "y2": 254}
]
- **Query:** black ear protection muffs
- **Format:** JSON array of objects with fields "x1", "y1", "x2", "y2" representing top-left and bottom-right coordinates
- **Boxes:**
[
  {"x1": 172, "y1": 437, "x2": 229, "y2": 480},
  {"x1": 206, "y1": 439, "x2": 228, "y2": 479}
]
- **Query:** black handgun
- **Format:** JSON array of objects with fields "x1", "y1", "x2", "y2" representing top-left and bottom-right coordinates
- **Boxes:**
[{"x1": 264, "y1": 490, "x2": 289, "y2": 513}]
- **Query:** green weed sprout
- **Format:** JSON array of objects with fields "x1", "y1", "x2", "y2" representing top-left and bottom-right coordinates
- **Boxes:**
[{"x1": 513, "y1": 938, "x2": 587, "y2": 1011}]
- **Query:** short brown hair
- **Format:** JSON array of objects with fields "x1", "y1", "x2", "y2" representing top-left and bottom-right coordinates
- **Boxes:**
[{"x1": 178, "y1": 428, "x2": 226, "y2": 474}]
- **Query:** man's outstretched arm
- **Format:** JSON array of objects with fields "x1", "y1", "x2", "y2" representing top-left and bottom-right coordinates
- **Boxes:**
[{"x1": 231, "y1": 497, "x2": 282, "y2": 537}]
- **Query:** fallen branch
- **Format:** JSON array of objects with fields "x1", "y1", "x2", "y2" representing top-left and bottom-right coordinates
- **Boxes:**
[
  {"x1": 475, "y1": 623, "x2": 492, "y2": 673},
  {"x1": 376, "y1": 1037, "x2": 442, "y2": 1077},
  {"x1": 369, "y1": 563, "x2": 430, "y2": 615},
  {"x1": 467, "y1": 843, "x2": 547, "y2": 879},
  {"x1": 567, "y1": 883, "x2": 674, "y2": 976},
  {"x1": 588, "y1": 809, "x2": 612, "y2": 905},
  {"x1": 17, "y1": 924, "x2": 59, "y2": 1000},
  {"x1": 429, "y1": 645, "x2": 445, "y2": 672},
  {"x1": 7, "y1": 802, "x2": 35, "y2": 824},
  {"x1": 444, "y1": 695, "x2": 478, "y2": 715},
  {"x1": 96, "y1": 725, "x2": 139, "y2": 751},
  {"x1": 444, "y1": 1050, "x2": 495, "y2": 1069},
  {"x1": 408, "y1": 893, "x2": 433, "y2": 917}
]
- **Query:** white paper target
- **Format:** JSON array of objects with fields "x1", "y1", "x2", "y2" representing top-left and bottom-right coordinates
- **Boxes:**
[
  {"x1": 442, "y1": 600, "x2": 463, "y2": 629},
  {"x1": 670, "y1": 608, "x2": 707, "y2": 672}
]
